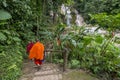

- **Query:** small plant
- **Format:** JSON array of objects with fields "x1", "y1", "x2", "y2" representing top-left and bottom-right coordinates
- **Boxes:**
[{"x1": 69, "y1": 59, "x2": 80, "y2": 69}]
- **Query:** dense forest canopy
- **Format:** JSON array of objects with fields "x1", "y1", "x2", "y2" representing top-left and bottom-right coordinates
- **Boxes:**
[{"x1": 0, "y1": 0, "x2": 120, "y2": 80}]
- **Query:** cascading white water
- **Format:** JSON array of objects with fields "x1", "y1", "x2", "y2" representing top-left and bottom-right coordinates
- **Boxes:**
[
  {"x1": 75, "y1": 14, "x2": 84, "y2": 26},
  {"x1": 74, "y1": 9, "x2": 84, "y2": 27},
  {"x1": 61, "y1": 4, "x2": 66, "y2": 15},
  {"x1": 65, "y1": 7, "x2": 72, "y2": 27},
  {"x1": 61, "y1": 4, "x2": 84, "y2": 27},
  {"x1": 61, "y1": 4, "x2": 72, "y2": 27}
]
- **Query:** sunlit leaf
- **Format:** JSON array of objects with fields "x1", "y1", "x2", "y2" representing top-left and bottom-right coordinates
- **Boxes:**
[
  {"x1": 83, "y1": 36, "x2": 93, "y2": 45},
  {"x1": 71, "y1": 39, "x2": 76, "y2": 47},
  {"x1": 0, "y1": 32, "x2": 7, "y2": 41},
  {"x1": 0, "y1": 10, "x2": 12, "y2": 20},
  {"x1": 2, "y1": 30, "x2": 11, "y2": 35},
  {"x1": 95, "y1": 36, "x2": 104, "y2": 44},
  {"x1": 13, "y1": 37, "x2": 21, "y2": 42}
]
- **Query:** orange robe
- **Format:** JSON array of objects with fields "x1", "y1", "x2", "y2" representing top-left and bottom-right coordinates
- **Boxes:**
[{"x1": 29, "y1": 41, "x2": 44, "y2": 60}]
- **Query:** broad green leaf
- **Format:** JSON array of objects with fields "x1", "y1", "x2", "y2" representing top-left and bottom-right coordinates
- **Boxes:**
[
  {"x1": 71, "y1": 39, "x2": 76, "y2": 47},
  {"x1": 0, "y1": 21, "x2": 8, "y2": 25},
  {"x1": 2, "y1": 1, "x2": 8, "y2": 7},
  {"x1": 0, "y1": 10, "x2": 12, "y2": 20},
  {"x1": 78, "y1": 43, "x2": 84, "y2": 48},
  {"x1": 2, "y1": 30, "x2": 11, "y2": 35},
  {"x1": 83, "y1": 36, "x2": 93, "y2": 45},
  {"x1": 0, "y1": 32, "x2": 7, "y2": 41},
  {"x1": 95, "y1": 36, "x2": 104, "y2": 44}
]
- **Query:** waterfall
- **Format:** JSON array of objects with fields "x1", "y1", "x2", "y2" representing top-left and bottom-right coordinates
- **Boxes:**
[
  {"x1": 61, "y1": 4, "x2": 72, "y2": 27},
  {"x1": 65, "y1": 7, "x2": 72, "y2": 27}
]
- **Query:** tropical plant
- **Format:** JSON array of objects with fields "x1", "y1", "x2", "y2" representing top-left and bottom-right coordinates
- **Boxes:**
[
  {"x1": 53, "y1": 25, "x2": 120, "y2": 79},
  {"x1": 89, "y1": 13, "x2": 120, "y2": 30}
]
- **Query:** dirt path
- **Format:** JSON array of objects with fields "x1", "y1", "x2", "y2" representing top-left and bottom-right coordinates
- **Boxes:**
[
  {"x1": 19, "y1": 59, "x2": 62, "y2": 80},
  {"x1": 19, "y1": 60, "x2": 99, "y2": 80}
]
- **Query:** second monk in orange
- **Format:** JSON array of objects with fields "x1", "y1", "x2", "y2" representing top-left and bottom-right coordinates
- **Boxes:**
[{"x1": 29, "y1": 41, "x2": 45, "y2": 65}]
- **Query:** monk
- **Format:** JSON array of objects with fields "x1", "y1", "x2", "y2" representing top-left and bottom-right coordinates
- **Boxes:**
[
  {"x1": 29, "y1": 41, "x2": 45, "y2": 67},
  {"x1": 26, "y1": 41, "x2": 34, "y2": 54}
]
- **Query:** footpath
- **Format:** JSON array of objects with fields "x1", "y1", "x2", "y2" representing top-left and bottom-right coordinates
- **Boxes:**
[
  {"x1": 19, "y1": 60, "x2": 99, "y2": 80},
  {"x1": 19, "y1": 60, "x2": 62, "y2": 80}
]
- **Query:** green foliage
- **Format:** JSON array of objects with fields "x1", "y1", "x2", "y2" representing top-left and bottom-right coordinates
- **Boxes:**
[
  {"x1": 0, "y1": 0, "x2": 120, "y2": 79},
  {"x1": 54, "y1": 23, "x2": 66, "y2": 37},
  {"x1": 0, "y1": 29, "x2": 24, "y2": 80},
  {"x1": 0, "y1": 0, "x2": 70, "y2": 79},
  {"x1": 81, "y1": 35, "x2": 120, "y2": 79},
  {"x1": 69, "y1": 59, "x2": 80, "y2": 69},
  {"x1": 0, "y1": 46, "x2": 23, "y2": 80},
  {"x1": 53, "y1": 25, "x2": 120, "y2": 79},
  {"x1": 53, "y1": 58, "x2": 63, "y2": 64},
  {"x1": 0, "y1": 0, "x2": 34, "y2": 79},
  {"x1": 74, "y1": 0, "x2": 120, "y2": 22},
  {"x1": 0, "y1": 10, "x2": 12, "y2": 20},
  {"x1": 0, "y1": 32, "x2": 7, "y2": 41},
  {"x1": 90, "y1": 13, "x2": 120, "y2": 30}
]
